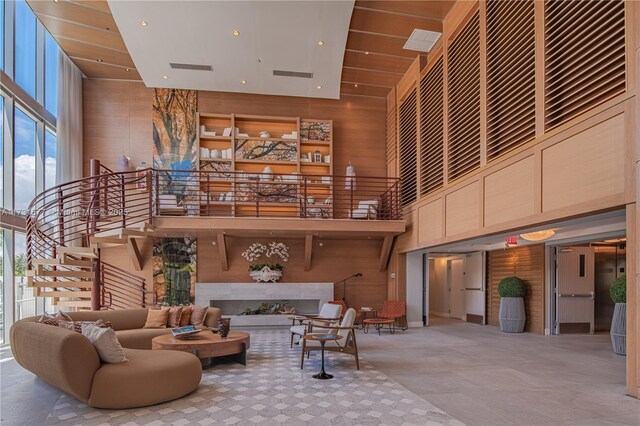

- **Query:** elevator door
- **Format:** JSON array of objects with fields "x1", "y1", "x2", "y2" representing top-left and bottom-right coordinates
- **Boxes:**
[{"x1": 556, "y1": 247, "x2": 595, "y2": 334}]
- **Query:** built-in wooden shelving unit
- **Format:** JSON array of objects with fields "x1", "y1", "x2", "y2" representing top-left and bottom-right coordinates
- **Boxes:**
[{"x1": 196, "y1": 113, "x2": 333, "y2": 218}]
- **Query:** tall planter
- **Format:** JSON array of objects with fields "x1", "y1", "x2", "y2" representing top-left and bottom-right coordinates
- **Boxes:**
[
  {"x1": 499, "y1": 297, "x2": 526, "y2": 333},
  {"x1": 498, "y1": 276, "x2": 527, "y2": 333},
  {"x1": 610, "y1": 303, "x2": 626, "y2": 355},
  {"x1": 609, "y1": 275, "x2": 626, "y2": 355}
]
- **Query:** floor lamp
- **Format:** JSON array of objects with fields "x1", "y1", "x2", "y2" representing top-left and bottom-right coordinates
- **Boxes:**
[{"x1": 335, "y1": 273, "x2": 362, "y2": 306}]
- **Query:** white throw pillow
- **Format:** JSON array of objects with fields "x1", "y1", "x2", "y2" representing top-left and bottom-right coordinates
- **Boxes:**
[{"x1": 81, "y1": 323, "x2": 128, "y2": 363}]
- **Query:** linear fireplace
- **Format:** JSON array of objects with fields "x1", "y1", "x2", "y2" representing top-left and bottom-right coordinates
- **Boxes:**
[{"x1": 195, "y1": 282, "x2": 334, "y2": 326}]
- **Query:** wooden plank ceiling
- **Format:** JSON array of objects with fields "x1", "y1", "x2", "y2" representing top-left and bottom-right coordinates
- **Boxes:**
[
  {"x1": 342, "y1": 1, "x2": 455, "y2": 98},
  {"x1": 27, "y1": 0, "x2": 454, "y2": 98},
  {"x1": 26, "y1": 0, "x2": 140, "y2": 80}
]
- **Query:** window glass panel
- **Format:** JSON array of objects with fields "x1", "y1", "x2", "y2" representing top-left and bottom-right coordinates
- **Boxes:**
[
  {"x1": 45, "y1": 129, "x2": 56, "y2": 189},
  {"x1": 0, "y1": 0, "x2": 4, "y2": 71},
  {"x1": 14, "y1": 108, "x2": 36, "y2": 211},
  {"x1": 0, "y1": 97, "x2": 3, "y2": 208},
  {"x1": 45, "y1": 32, "x2": 58, "y2": 116},
  {"x1": 14, "y1": 0, "x2": 37, "y2": 98},
  {"x1": 0, "y1": 230, "x2": 4, "y2": 343},
  {"x1": 14, "y1": 232, "x2": 34, "y2": 320}
]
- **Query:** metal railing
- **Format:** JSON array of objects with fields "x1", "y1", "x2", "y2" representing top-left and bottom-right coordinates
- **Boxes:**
[{"x1": 26, "y1": 159, "x2": 401, "y2": 310}]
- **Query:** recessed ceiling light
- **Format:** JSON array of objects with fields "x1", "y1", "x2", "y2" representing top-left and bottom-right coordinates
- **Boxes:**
[
  {"x1": 125, "y1": 68, "x2": 131, "y2": 72},
  {"x1": 364, "y1": 51, "x2": 370, "y2": 55},
  {"x1": 53, "y1": 0, "x2": 59, "y2": 3},
  {"x1": 162, "y1": 75, "x2": 168, "y2": 79},
  {"x1": 233, "y1": 30, "x2": 240, "y2": 36},
  {"x1": 140, "y1": 20, "x2": 148, "y2": 27},
  {"x1": 97, "y1": 59, "x2": 103, "y2": 62},
  {"x1": 316, "y1": 85, "x2": 322, "y2": 89},
  {"x1": 317, "y1": 40, "x2": 324, "y2": 46},
  {"x1": 241, "y1": 80, "x2": 247, "y2": 84},
  {"x1": 354, "y1": 84, "x2": 358, "y2": 88}
]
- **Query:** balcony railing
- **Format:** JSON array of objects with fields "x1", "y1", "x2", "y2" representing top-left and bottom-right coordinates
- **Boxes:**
[{"x1": 152, "y1": 168, "x2": 401, "y2": 220}]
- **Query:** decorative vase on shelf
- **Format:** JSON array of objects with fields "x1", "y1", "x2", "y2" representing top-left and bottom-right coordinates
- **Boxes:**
[
  {"x1": 249, "y1": 266, "x2": 282, "y2": 283},
  {"x1": 261, "y1": 166, "x2": 274, "y2": 181},
  {"x1": 218, "y1": 318, "x2": 230, "y2": 338}
]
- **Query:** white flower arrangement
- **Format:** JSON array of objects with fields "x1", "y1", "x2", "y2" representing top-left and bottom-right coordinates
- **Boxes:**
[
  {"x1": 266, "y1": 242, "x2": 289, "y2": 264},
  {"x1": 242, "y1": 241, "x2": 289, "y2": 272},
  {"x1": 241, "y1": 243, "x2": 267, "y2": 262}
]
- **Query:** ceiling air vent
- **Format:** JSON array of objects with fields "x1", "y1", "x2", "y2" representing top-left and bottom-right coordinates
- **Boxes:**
[
  {"x1": 403, "y1": 29, "x2": 441, "y2": 53},
  {"x1": 273, "y1": 70, "x2": 314, "y2": 79},
  {"x1": 169, "y1": 63, "x2": 213, "y2": 71}
]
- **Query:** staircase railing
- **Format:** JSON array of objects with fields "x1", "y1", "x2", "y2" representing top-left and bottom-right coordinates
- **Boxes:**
[{"x1": 27, "y1": 158, "x2": 401, "y2": 310}]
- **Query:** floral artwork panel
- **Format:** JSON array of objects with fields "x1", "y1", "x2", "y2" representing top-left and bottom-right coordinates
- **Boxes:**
[
  {"x1": 301, "y1": 121, "x2": 331, "y2": 141},
  {"x1": 235, "y1": 139, "x2": 297, "y2": 161},
  {"x1": 153, "y1": 89, "x2": 198, "y2": 171}
]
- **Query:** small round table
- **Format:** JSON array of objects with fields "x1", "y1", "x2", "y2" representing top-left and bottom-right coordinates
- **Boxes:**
[
  {"x1": 363, "y1": 318, "x2": 395, "y2": 335},
  {"x1": 357, "y1": 309, "x2": 378, "y2": 329},
  {"x1": 302, "y1": 334, "x2": 342, "y2": 380},
  {"x1": 152, "y1": 330, "x2": 250, "y2": 368}
]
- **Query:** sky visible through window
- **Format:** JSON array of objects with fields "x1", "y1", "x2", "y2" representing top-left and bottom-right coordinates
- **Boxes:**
[
  {"x1": 45, "y1": 32, "x2": 58, "y2": 116},
  {"x1": 15, "y1": 0, "x2": 37, "y2": 99},
  {"x1": 14, "y1": 108, "x2": 36, "y2": 211}
]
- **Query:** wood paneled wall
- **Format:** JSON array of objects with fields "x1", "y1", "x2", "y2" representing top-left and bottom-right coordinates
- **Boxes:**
[
  {"x1": 198, "y1": 236, "x2": 387, "y2": 310},
  {"x1": 83, "y1": 80, "x2": 153, "y2": 175},
  {"x1": 83, "y1": 81, "x2": 387, "y2": 179},
  {"x1": 486, "y1": 244, "x2": 545, "y2": 334}
]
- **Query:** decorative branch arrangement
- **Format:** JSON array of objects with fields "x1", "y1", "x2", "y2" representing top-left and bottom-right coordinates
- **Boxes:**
[{"x1": 235, "y1": 140, "x2": 297, "y2": 161}]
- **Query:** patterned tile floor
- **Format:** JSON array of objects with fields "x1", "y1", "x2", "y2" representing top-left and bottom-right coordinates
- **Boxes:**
[{"x1": 44, "y1": 329, "x2": 463, "y2": 426}]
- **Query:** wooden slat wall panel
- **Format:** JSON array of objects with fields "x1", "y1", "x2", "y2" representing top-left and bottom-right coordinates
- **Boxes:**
[
  {"x1": 386, "y1": 103, "x2": 398, "y2": 174},
  {"x1": 486, "y1": 0, "x2": 536, "y2": 161},
  {"x1": 398, "y1": 89, "x2": 418, "y2": 206},
  {"x1": 544, "y1": 0, "x2": 626, "y2": 129},
  {"x1": 419, "y1": 57, "x2": 444, "y2": 196},
  {"x1": 447, "y1": 12, "x2": 481, "y2": 182},
  {"x1": 487, "y1": 244, "x2": 545, "y2": 334}
]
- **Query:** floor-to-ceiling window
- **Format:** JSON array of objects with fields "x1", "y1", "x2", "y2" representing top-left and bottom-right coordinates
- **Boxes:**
[{"x1": 1, "y1": 0, "x2": 61, "y2": 343}]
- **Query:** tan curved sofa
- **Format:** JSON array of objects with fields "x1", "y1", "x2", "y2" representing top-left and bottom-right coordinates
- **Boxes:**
[{"x1": 10, "y1": 307, "x2": 221, "y2": 409}]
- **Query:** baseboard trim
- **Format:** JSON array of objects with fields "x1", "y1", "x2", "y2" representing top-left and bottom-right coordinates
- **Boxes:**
[
  {"x1": 430, "y1": 311, "x2": 451, "y2": 318},
  {"x1": 407, "y1": 321, "x2": 423, "y2": 328}
]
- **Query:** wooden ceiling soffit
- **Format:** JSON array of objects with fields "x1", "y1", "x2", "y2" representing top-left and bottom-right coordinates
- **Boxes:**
[{"x1": 349, "y1": 7, "x2": 442, "y2": 37}]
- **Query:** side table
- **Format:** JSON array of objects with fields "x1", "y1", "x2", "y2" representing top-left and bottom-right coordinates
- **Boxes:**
[{"x1": 302, "y1": 334, "x2": 342, "y2": 379}]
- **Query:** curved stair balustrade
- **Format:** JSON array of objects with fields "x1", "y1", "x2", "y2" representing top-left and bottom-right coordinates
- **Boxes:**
[{"x1": 26, "y1": 160, "x2": 153, "y2": 311}]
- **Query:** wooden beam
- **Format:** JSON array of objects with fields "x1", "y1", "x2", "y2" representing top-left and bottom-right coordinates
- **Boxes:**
[
  {"x1": 304, "y1": 235, "x2": 313, "y2": 271},
  {"x1": 379, "y1": 236, "x2": 395, "y2": 272},
  {"x1": 217, "y1": 233, "x2": 229, "y2": 271},
  {"x1": 126, "y1": 238, "x2": 143, "y2": 271}
]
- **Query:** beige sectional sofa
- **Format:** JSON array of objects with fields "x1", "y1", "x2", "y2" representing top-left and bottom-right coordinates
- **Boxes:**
[{"x1": 10, "y1": 307, "x2": 221, "y2": 409}]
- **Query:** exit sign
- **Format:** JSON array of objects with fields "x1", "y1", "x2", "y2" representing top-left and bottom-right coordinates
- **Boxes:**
[{"x1": 505, "y1": 236, "x2": 518, "y2": 245}]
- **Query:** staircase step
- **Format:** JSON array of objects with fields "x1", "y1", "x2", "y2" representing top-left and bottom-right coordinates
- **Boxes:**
[
  {"x1": 28, "y1": 280, "x2": 93, "y2": 288},
  {"x1": 57, "y1": 246, "x2": 98, "y2": 259},
  {"x1": 32, "y1": 258, "x2": 62, "y2": 266},
  {"x1": 55, "y1": 300, "x2": 92, "y2": 308},
  {"x1": 39, "y1": 290, "x2": 92, "y2": 298},
  {"x1": 61, "y1": 259, "x2": 95, "y2": 268},
  {"x1": 34, "y1": 270, "x2": 95, "y2": 279}
]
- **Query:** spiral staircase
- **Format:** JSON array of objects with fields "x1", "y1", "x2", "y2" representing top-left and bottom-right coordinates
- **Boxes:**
[{"x1": 26, "y1": 161, "x2": 154, "y2": 310}]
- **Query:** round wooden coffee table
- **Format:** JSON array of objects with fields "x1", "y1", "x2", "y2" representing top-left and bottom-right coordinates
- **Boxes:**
[
  {"x1": 363, "y1": 318, "x2": 395, "y2": 335},
  {"x1": 152, "y1": 330, "x2": 250, "y2": 368}
]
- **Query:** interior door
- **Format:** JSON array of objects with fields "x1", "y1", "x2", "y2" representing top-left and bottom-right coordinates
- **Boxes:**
[
  {"x1": 556, "y1": 247, "x2": 595, "y2": 334},
  {"x1": 463, "y1": 252, "x2": 485, "y2": 324},
  {"x1": 449, "y1": 259, "x2": 465, "y2": 320}
]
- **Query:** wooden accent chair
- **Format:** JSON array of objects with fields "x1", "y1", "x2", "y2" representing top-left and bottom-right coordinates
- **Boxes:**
[
  {"x1": 289, "y1": 303, "x2": 342, "y2": 348},
  {"x1": 377, "y1": 300, "x2": 408, "y2": 331},
  {"x1": 301, "y1": 308, "x2": 359, "y2": 370},
  {"x1": 328, "y1": 299, "x2": 348, "y2": 317}
]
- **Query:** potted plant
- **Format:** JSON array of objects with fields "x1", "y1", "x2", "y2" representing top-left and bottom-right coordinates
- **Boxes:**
[
  {"x1": 242, "y1": 242, "x2": 289, "y2": 283},
  {"x1": 610, "y1": 275, "x2": 626, "y2": 355},
  {"x1": 498, "y1": 276, "x2": 527, "y2": 333}
]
